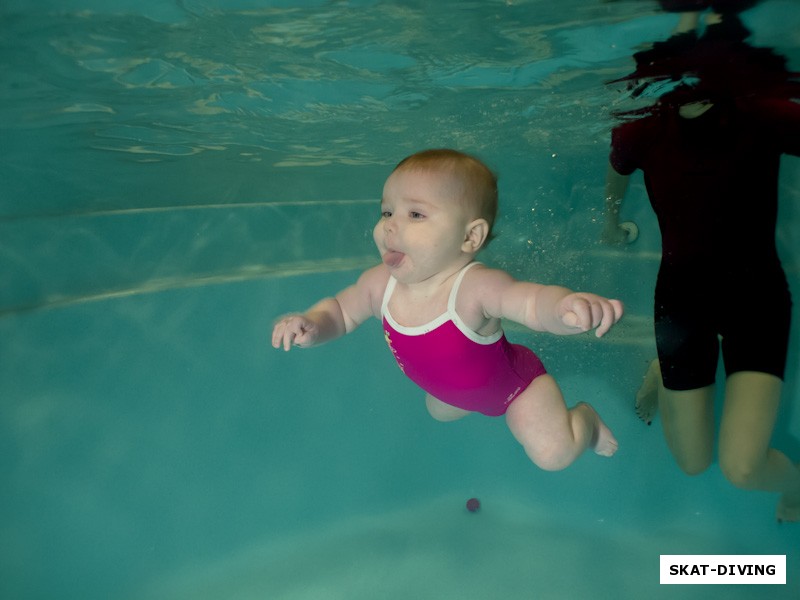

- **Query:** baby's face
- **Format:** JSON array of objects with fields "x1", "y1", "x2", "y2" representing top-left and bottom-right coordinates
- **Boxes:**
[{"x1": 374, "y1": 168, "x2": 475, "y2": 283}]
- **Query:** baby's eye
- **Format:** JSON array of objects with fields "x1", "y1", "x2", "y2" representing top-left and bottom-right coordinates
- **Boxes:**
[
  {"x1": 409, "y1": 211, "x2": 425, "y2": 219},
  {"x1": 381, "y1": 209, "x2": 392, "y2": 218}
]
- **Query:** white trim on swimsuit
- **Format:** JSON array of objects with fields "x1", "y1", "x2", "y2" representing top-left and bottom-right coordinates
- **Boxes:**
[{"x1": 381, "y1": 261, "x2": 503, "y2": 346}]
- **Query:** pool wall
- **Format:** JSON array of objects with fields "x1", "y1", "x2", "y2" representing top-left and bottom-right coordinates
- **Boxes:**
[{"x1": 2, "y1": 2, "x2": 799, "y2": 599}]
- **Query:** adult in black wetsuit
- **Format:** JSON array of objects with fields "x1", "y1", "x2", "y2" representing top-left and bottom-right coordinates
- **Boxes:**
[{"x1": 603, "y1": 12, "x2": 800, "y2": 522}]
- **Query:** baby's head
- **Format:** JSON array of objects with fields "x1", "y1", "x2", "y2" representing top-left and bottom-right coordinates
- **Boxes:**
[{"x1": 391, "y1": 149, "x2": 498, "y2": 247}]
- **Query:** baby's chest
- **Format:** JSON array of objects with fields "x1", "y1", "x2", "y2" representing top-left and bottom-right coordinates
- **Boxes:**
[{"x1": 387, "y1": 295, "x2": 446, "y2": 327}]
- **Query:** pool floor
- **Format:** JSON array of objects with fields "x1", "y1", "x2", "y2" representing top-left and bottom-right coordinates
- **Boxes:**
[{"x1": 1, "y1": 273, "x2": 797, "y2": 599}]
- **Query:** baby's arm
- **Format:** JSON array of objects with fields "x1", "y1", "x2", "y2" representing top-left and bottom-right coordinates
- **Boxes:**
[
  {"x1": 271, "y1": 264, "x2": 389, "y2": 351},
  {"x1": 271, "y1": 297, "x2": 346, "y2": 351},
  {"x1": 475, "y1": 268, "x2": 623, "y2": 338}
]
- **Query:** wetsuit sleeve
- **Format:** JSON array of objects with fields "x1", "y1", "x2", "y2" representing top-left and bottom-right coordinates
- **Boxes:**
[
  {"x1": 750, "y1": 97, "x2": 800, "y2": 157},
  {"x1": 609, "y1": 121, "x2": 642, "y2": 175}
]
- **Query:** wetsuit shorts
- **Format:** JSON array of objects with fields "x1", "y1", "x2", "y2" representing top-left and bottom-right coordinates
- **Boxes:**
[{"x1": 655, "y1": 265, "x2": 792, "y2": 391}]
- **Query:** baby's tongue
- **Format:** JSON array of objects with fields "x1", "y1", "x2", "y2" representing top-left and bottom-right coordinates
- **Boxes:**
[{"x1": 383, "y1": 251, "x2": 404, "y2": 268}]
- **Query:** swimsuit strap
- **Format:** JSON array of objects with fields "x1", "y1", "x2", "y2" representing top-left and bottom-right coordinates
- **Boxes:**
[
  {"x1": 381, "y1": 261, "x2": 500, "y2": 345},
  {"x1": 380, "y1": 272, "x2": 398, "y2": 317},
  {"x1": 447, "y1": 262, "x2": 501, "y2": 344},
  {"x1": 447, "y1": 261, "x2": 480, "y2": 315},
  {"x1": 381, "y1": 261, "x2": 477, "y2": 318}
]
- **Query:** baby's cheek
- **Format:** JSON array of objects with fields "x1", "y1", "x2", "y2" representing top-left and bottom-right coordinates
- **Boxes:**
[{"x1": 372, "y1": 222, "x2": 384, "y2": 247}]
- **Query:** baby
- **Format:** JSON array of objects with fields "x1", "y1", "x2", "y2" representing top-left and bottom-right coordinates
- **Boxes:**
[{"x1": 272, "y1": 149, "x2": 622, "y2": 471}]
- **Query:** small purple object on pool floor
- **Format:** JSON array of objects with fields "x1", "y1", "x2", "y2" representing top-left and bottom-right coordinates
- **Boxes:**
[{"x1": 466, "y1": 497, "x2": 480, "y2": 512}]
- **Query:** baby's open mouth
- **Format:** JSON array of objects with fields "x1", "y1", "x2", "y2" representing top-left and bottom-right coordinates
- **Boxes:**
[{"x1": 382, "y1": 250, "x2": 404, "y2": 268}]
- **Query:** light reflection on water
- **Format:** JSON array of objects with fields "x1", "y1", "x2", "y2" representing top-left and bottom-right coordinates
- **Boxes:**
[{"x1": 1, "y1": 2, "x2": 799, "y2": 599}]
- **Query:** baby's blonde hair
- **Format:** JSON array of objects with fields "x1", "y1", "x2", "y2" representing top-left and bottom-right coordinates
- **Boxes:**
[{"x1": 393, "y1": 149, "x2": 498, "y2": 245}]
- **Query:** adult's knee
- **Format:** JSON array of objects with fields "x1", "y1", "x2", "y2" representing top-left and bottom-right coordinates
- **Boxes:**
[
  {"x1": 674, "y1": 454, "x2": 712, "y2": 477},
  {"x1": 719, "y1": 456, "x2": 761, "y2": 490}
]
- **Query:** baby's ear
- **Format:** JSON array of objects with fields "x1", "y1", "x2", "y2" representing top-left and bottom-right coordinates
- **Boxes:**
[{"x1": 463, "y1": 218, "x2": 490, "y2": 253}]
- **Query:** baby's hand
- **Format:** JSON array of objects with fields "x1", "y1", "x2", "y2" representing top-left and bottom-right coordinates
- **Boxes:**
[
  {"x1": 271, "y1": 314, "x2": 319, "y2": 351},
  {"x1": 559, "y1": 293, "x2": 623, "y2": 338}
]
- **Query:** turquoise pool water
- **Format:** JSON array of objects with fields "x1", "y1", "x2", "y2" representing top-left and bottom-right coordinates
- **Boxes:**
[{"x1": 1, "y1": 1, "x2": 799, "y2": 598}]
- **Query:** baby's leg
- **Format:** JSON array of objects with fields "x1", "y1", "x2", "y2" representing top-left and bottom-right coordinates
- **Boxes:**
[
  {"x1": 425, "y1": 393, "x2": 471, "y2": 422},
  {"x1": 505, "y1": 374, "x2": 618, "y2": 471}
]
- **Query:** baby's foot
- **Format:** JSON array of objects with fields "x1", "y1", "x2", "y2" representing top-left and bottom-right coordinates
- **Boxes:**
[
  {"x1": 594, "y1": 418, "x2": 619, "y2": 457},
  {"x1": 579, "y1": 402, "x2": 619, "y2": 457},
  {"x1": 635, "y1": 359, "x2": 661, "y2": 425}
]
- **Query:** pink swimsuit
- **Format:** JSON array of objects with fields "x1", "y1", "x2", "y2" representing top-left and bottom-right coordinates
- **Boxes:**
[{"x1": 381, "y1": 262, "x2": 547, "y2": 417}]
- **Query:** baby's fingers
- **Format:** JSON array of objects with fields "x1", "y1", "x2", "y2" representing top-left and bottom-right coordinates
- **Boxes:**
[
  {"x1": 272, "y1": 316, "x2": 301, "y2": 351},
  {"x1": 594, "y1": 299, "x2": 624, "y2": 338},
  {"x1": 270, "y1": 323, "x2": 284, "y2": 349},
  {"x1": 565, "y1": 298, "x2": 595, "y2": 332},
  {"x1": 281, "y1": 328, "x2": 297, "y2": 351}
]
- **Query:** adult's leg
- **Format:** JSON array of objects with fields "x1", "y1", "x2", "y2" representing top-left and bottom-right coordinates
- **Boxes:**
[
  {"x1": 718, "y1": 371, "x2": 800, "y2": 521},
  {"x1": 658, "y1": 373, "x2": 716, "y2": 476},
  {"x1": 634, "y1": 359, "x2": 715, "y2": 474},
  {"x1": 651, "y1": 269, "x2": 718, "y2": 475}
]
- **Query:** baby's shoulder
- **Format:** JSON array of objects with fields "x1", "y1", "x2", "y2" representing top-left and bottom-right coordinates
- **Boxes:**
[
  {"x1": 357, "y1": 263, "x2": 392, "y2": 315},
  {"x1": 458, "y1": 264, "x2": 517, "y2": 313},
  {"x1": 462, "y1": 263, "x2": 516, "y2": 291},
  {"x1": 360, "y1": 263, "x2": 391, "y2": 286}
]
